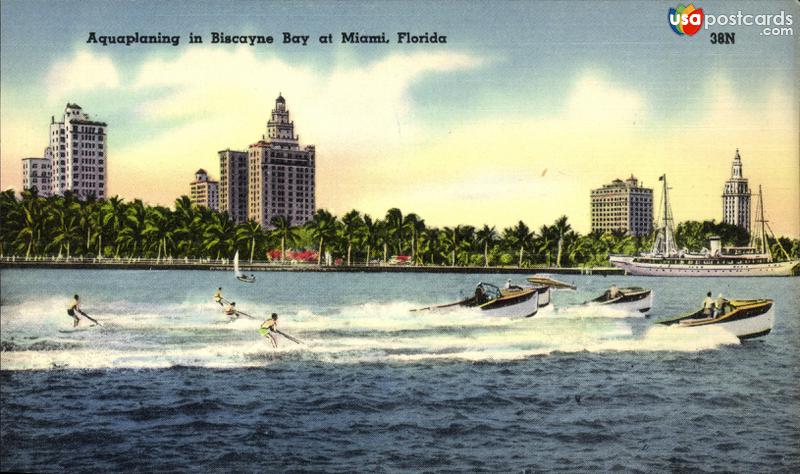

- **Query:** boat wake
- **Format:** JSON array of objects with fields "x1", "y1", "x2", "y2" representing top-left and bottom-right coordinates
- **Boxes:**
[{"x1": 0, "y1": 298, "x2": 741, "y2": 370}]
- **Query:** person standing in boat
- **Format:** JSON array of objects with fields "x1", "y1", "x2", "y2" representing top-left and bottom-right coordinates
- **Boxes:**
[
  {"x1": 703, "y1": 292, "x2": 715, "y2": 317},
  {"x1": 67, "y1": 295, "x2": 81, "y2": 327},
  {"x1": 260, "y1": 313, "x2": 279, "y2": 348},
  {"x1": 608, "y1": 284, "x2": 620, "y2": 299}
]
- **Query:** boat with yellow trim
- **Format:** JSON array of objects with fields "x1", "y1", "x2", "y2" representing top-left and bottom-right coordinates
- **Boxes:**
[
  {"x1": 413, "y1": 282, "x2": 539, "y2": 318},
  {"x1": 656, "y1": 298, "x2": 774, "y2": 340}
]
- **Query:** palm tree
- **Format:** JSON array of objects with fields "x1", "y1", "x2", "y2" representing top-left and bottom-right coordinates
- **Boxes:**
[
  {"x1": 202, "y1": 212, "x2": 235, "y2": 261},
  {"x1": 306, "y1": 209, "x2": 338, "y2": 265},
  {"x1": 457, "y1": 225, "x2": 475, "y2": 265},
  {"x1": 0, "y1": 190, "x2": 20, "y2": 256},
  {"x1": 535, "y1": 224, "x2": 557, "y2": 266},
  {"x1": 50, "y1": 206, "x2": 81, "y2": 258},
  {"x1": 419, "y1": 227, "x2": 443, "y2": 265},
  {"x1": 340, "y1": 209, "x2": 363, "y2": 266},
  {"x1": 552, "y1": 215, "x2": 572, "y2": 267},
  {"x1": 404, "y1": 213, "x2": 425, "y2": 265},
  {"x1": 118, "y1": 199, "x2": 147, "y2": 258},
  {"x1": 236, "y1": 220, "x2": 265, "y2": 263},
  {"x1": 270, "y1": 215, "x2": 299, "y2": 262},
  {"x1": 143, "y1": 207, "x2": 176, "y2": 261},
  {"x1": 442, "y1": 226, "x2": 458, "y2": 266},
  {"x1": 504, "y1": 221, "x2": 534, "y2": 267},
  {"x1": 101, "y1": 196, "x2": 126, "y2": 257},
  {"x1": 385, "y1": 208, "x2": 404, "y2": 255},
  {"x1": 360, "y1": 214, "x2": 379, "y2": 266},
  {"x1": 475, "y1": 224, "x2": 498, "y2": 267},
  {"x1": 17, "y1": 190, "x2": 45, "y2": 257},
  {"x1": 173, "y1": 196, "x2": 201, "y2": 257}
]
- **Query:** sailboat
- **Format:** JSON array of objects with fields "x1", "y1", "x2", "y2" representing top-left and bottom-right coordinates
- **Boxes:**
[
  {"x1": 233, "y1": 251, "x2": 256, "y2": 283},
  {"x1": 609, "y1": 177, "x2": 799, "y2": 277}
]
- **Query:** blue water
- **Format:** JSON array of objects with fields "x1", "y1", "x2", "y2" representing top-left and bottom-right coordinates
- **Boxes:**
[{"x1": 1, "y1": 269, "x2": 799, "y2": 471}]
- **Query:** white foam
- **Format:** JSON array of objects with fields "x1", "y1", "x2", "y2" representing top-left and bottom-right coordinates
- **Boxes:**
[{"x1": 0, "y1": 298, "x2": 742, "y2": 370}]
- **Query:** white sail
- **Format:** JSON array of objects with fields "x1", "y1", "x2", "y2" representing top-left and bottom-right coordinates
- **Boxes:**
[{"x1": 233, "y1": 251, "x2": 244, "y2": 277}]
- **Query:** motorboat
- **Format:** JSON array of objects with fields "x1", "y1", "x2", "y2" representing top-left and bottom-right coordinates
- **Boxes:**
[
  {"x1": 656, "y1": 298, "x2": 774, "y2": 340},
  {"x1": 526, "y1": 274, "x2": 577, "y2": 290},
  {"x1": 588, "y1": 287, "x2": 652, "y2": 314},
  {"x1": 504, "y1": 284, "x2": 551, "y2": 308},
  {"x1": 413, "y1": 282, "x2": 539, "y2": 318}
]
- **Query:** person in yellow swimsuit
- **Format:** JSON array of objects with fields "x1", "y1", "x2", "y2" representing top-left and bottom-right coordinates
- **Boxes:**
[
  {"x1": 224, "y1": 301, "x2": 238, "y2": 320},
  {"x1": 213, "y1": 288, "x2": 224, "y2": 306},
  {"x1": 260, "y1": 313, "x2": 279, "y2": 348}
]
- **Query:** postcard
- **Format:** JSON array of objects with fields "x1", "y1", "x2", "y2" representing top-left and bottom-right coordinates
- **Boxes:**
[{"x1": 1, "y1": 1, "x2": 798, "y2": 471}]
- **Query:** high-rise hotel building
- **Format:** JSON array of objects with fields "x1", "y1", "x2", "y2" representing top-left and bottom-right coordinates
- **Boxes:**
[
  {"x1": 218, "y1": 149, "x2": 249, "y2": 223},
  {"x1": 189, "y1": 169, "x2": 219, "y2": 210},
  {"x1": 591, "y1": 175, "x2": 653, "y2": 236},
  {"x1": 722, "y1": 149, "x2": 751, "y2": 232},
  {"x1": 21, "y1": 155, "x2": 52, "y2": 197},
  {"x1": 48, "y1": 103, "x2": 108, "y2": 199},
  {"x1": 247, "y1": 95, "x2": 316, "y2": 227}
]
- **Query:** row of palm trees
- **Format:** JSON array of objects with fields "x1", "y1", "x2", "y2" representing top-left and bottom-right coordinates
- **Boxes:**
[{"x1": 3, "y1": 190, "x2": 796, "y2": 266}]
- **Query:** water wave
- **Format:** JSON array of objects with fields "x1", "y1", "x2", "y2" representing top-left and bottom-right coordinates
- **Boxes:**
[{"x1": 0, "y1": 296, "x2": 742, "y2": 370}]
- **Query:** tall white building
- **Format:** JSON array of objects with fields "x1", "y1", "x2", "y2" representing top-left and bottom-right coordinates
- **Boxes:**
[
  {"x1": 591, "y1": 175, "x2": 653, "y2": 236},
  {"x1": 21, "y1": 155, "x2": 52, "y2": 197},
  {"x1": 189, "y1": 169, "x2": 219, "y2": 210},
  {"x1": 722, "y1": 149, "x2": 751, "y2": 232},
  {"x1": 248, "y1": 94, "x2": 316, "y2": 227},
  {"x1": 218, "y1": 149, "x2": 249, "y2": 223},
  {"x1": 49, "y1": 103, "x2": 108, "y2": 199}
]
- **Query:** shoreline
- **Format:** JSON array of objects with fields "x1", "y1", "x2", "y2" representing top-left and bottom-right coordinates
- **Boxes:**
[{"x1": 0, "y1": 258, "x2": 623, "y2": 275}]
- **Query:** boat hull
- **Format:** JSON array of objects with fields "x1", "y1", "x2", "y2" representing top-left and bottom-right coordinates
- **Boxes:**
[
  {"x1": 658, "y1": 299, "x2": 774, "y2": 340},
  {"x1": 609, "y1": 256, "x2": 799, "y2": 277},
  {"x1": 592, "y1": 288, "x2": 652, "y2": 314},
  {"x1": 481, "y1": 290, "x2": 539, "y2": 318}
]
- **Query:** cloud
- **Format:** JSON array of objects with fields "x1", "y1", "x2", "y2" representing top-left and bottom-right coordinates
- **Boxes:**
[
  {"x1": 46, "y1": 51, "x2": 120, "y2": 103},
  {"x1": 109, "y1": 48, "x2": 485, "y2": 209}
]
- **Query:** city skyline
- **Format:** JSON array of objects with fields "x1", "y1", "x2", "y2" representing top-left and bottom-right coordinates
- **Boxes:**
[{"x1": 2, "y1": 0, "x2": 798, "y2": 236}]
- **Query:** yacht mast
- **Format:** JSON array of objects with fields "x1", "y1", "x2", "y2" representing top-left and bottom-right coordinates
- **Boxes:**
[{"x1": 663, "y1": 175, "x2": 670, "y2": 255}]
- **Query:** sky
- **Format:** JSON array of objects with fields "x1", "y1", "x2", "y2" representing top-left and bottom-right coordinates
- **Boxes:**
[{"x1": 1, "y1": 0, "x2": 798, "y2": 236}]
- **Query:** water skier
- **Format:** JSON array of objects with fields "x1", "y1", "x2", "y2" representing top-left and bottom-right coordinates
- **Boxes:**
[
  {"x1": 67, "y1": 294, "x2": 81, "y2": 327},
  {"x1": 66, "y1": 294, "x2": 102, "y2": 327},
  {"x1": 224, "y1": 301, "x2": 239, "y2": 320},
  {"x1": 213, "y1": 287, "x2": 224, "y2": 306},
  {"x1": 260, "y1": 313, "x2": 279, "y2": 348}
]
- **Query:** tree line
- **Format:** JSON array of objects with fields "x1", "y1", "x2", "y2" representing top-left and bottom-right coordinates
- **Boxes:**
[{"x1": 1, "y1": 190, "x2": 798, "y2": 266}]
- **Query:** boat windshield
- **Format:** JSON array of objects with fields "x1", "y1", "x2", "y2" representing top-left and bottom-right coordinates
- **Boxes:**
[{"x1": 477, "y1": 282, "x2": 502, "y2": 300}]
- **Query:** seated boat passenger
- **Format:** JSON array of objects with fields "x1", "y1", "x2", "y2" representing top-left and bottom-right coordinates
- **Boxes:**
[
  {"x1": 474, "y1": 286, "x2": 487, "y2": 305},
  {"x1": 715, "y1": 293, "x2": 728, "y2": 317}
]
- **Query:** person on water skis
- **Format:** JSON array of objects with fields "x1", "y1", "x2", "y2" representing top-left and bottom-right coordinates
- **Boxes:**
[
  {"x1": 67, "y1": 294, "x2": 82, "y2": 327},
  {"x1": 213, "y1": 287, "x2": 224, "y2": 306},
  {"x1": 260, "y1": 313, "x2": 279, "y2": 348},
  {"x1": 224, "y1": 301, "x2": 238, "y2": 320},
  {"x1": 66, "y1": 295, "x2": 101, "y2": 327}
]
